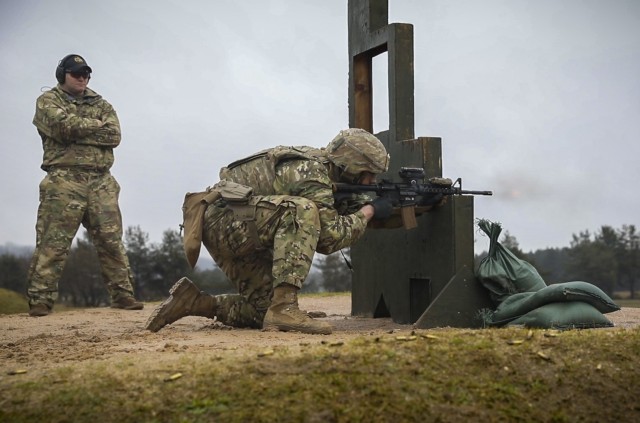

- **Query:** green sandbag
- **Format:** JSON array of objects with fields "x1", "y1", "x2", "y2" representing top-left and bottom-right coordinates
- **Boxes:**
[
  {"x1": 506, "y1": 302, "x2": 614, "y2": 329},
  {"x1": 476, "y1": 219, "x2": 546, "y2": 304},
  {"x1": 488, "y1": 281, "x2": 620, "y2": 326}
]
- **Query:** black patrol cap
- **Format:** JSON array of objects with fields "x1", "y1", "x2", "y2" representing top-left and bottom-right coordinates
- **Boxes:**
[{"x1": 61, "y1": 54, "x2": 92, "y2": 73}]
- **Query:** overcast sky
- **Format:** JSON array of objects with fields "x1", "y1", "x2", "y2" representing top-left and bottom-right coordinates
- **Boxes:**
[{"x1": 1, "y1": 0, "x2": 639, "y2": 254}]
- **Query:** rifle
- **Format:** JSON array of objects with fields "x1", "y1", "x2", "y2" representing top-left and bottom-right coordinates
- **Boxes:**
[{"x1": 333, "y1": 167, "x2": 493, "y2": 229}]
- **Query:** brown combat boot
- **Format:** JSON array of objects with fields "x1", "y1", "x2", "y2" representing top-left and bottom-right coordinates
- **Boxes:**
[
  {"x1": 263, "y1": 284, "x2": 332, "y2": 334},
  {"x1": 111, "y1": 296, "x2": 144, "y2": 310},
  {"x1": 145, "y1": 277, "x2": 217, "y2": 332},
  {"x1": 29, "y1": 303, "x2": 51, "y2": 317}
]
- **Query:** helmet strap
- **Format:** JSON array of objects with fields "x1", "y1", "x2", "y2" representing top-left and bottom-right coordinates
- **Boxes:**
[
  {"x1": 327, "y1": 162, "x2": 340, "y2": 183},
  {"x1": 341, "y1": 168, "x2": 361, "y2": 184}
]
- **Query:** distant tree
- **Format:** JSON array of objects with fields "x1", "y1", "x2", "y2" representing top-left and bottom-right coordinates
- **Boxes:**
[
  {"x1": 0, "y1": 253, "x2": 29, "y2": 293},
  {"x1": 528, "y1": 247, "x2": 569, "y2": 285},
  {"x1": 565, "y1": 229, "x2": 617, "y2": 296},
  {"x1": 59, "y1": 232, "x2": 107, "y2": 307},
  {"x1": 616, "y1": 225, "x2": 639, "y2": 298},
  {"x1": 314, "y1": 250, "x2": 352, "y2": 292},
  {"x1": 302, "y1": 255, "x2": 325, "y2": 293},
  {"x1": 147, "y1": 229, "x2": 193, "y2": 299},
  {"x1": 190, "y1": 267, "x2": 235, "y2": 295},
  {"x1": 500, "y1": 231, "x2": 524, "y2": 257},
  {"x1": 124, "y1": 225, "x2": 154, "y2": 299}
]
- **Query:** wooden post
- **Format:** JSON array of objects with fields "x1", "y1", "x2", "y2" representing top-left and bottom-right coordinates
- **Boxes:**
[{"x1": 347, "y1": 0, "x2": 492, "y2": 326}]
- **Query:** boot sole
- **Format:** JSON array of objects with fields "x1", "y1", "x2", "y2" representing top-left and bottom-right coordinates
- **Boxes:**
[{"x1": 145, "y1": 278, "x2": 198, "y2": 332}]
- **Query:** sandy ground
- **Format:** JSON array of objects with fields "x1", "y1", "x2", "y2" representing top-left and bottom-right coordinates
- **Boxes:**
[{"x1": 1, "y1": 295, "x2": 638, "y2": 374}]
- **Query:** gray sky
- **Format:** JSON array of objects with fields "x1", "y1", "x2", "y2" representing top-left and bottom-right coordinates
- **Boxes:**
[{"x1": 1, "y1": 0, "x2": 639, "y2": 253}]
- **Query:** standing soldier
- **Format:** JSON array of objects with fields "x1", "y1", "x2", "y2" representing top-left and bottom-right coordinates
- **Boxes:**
[
  {"x1": 26, "y1": 54, "x2": 143, "y2": 316},
  {"x1": 146, "y1": 128, "x2": 393, "y2": 334}
]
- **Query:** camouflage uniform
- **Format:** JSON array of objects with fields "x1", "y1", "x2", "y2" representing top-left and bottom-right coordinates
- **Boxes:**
[
  {"x1": 145, "y1": 129, "x2": 389, "y2": 333},
  {"x1": 201, "y1": 147, "x2": 371, "y2": 328},
  {"x1": 27, "y1": 83, "x2": 136, "y2": 308}
]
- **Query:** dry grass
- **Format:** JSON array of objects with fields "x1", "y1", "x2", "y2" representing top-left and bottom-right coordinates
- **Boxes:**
[
  {"x1": 0, "y1": 288, "x2": 28, "y2": 314},
  {"x1": 2, "y1": 326, "x2": 639, "y2": 423},
  {"x1": 616, "y1": 298, "x2": 640, "y2": 308}
]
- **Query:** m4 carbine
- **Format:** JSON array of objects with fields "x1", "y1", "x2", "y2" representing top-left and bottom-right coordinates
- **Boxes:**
[{"x1": 333, "y1": 167, "x2": 492, "y2": 229}]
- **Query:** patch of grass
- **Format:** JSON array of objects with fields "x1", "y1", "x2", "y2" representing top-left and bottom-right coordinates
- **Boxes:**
[
  {"x1": 616, "y1": 299, "x2": 640, "y2": 308},
  {"x1": 0, "y1": 288, "x2": 80, "y2": 314},
  {"x1": 1, "y1": 327, "x2": 639, "y2": 422},
  {"x1": 0, "y1": 288, "x2": 28, "y2": 314}
]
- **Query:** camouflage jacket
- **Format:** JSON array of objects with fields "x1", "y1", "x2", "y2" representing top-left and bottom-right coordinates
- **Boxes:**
[
  {"x1": 220, "y1": 146, "x2": 371, "y2": 254},
  {"x1": 32, "y1": 85, "x2": 121, "y2": 172}
]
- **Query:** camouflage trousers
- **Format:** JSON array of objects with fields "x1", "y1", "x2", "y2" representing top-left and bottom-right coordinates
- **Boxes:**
[
  {"x1": 202, "y1": 195, "x2": 320, "y2": 328},
  {"x1": 26, "y1": 169, "x2": 135, "y2": 307}
]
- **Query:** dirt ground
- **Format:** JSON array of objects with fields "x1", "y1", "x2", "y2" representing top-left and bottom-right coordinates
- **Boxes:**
[{"x1": 1, "y1": 295, "x2": 638, "y2": 374}]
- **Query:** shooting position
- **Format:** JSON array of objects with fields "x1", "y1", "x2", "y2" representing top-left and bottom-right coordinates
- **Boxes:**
[{"x1": 147, "y1": 129, "x2": 397, "y2": 335}]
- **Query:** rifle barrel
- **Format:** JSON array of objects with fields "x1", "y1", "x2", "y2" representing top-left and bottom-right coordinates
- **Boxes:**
[
  {"x1": 333, "y1": 183, "x2": 492, "y2": 196},
  {"x1": 460, "y1": 190, "x2": 493, "y2": 196}
]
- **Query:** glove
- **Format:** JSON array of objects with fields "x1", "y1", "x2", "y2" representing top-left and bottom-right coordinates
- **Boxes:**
[{"x1": 370, "y1": 197, "x2": 394, "y2": 220}]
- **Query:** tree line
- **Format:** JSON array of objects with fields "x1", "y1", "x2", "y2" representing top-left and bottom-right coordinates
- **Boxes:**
[
  {"x1": 0, "y1": 225, "x2": 349, "y2": 307},
  {"x1": 488, "y1": 224, "x2": 638, "y2": 299},
  {"x1": 1, "y1": 224, "x2": 637, "y2": 307}
]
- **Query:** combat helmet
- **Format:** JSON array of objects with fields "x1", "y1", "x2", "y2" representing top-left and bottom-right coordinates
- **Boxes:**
[{"x1": 326, "y1": 128, "x2": 389, "y2": 182}]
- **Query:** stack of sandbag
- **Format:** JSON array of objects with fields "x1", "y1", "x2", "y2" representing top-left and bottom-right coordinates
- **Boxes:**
[{"x1": 476, "y1": 219, "x2": 620, "y2": 329}]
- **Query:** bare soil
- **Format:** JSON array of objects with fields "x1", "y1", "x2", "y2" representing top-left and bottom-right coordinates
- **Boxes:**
[{"x1": 1, "y1": 295, "x2": 638, "y2": 374}]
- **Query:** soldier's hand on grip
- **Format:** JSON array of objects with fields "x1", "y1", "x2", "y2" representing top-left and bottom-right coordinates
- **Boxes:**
[{"x1": 370, "y1": 197, "x2": 394, "y2": 220}]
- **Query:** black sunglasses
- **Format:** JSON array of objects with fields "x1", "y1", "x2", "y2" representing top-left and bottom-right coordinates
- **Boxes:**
[{"x1": 68, "y1": 71, "x2": 91, "y2": 80}]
